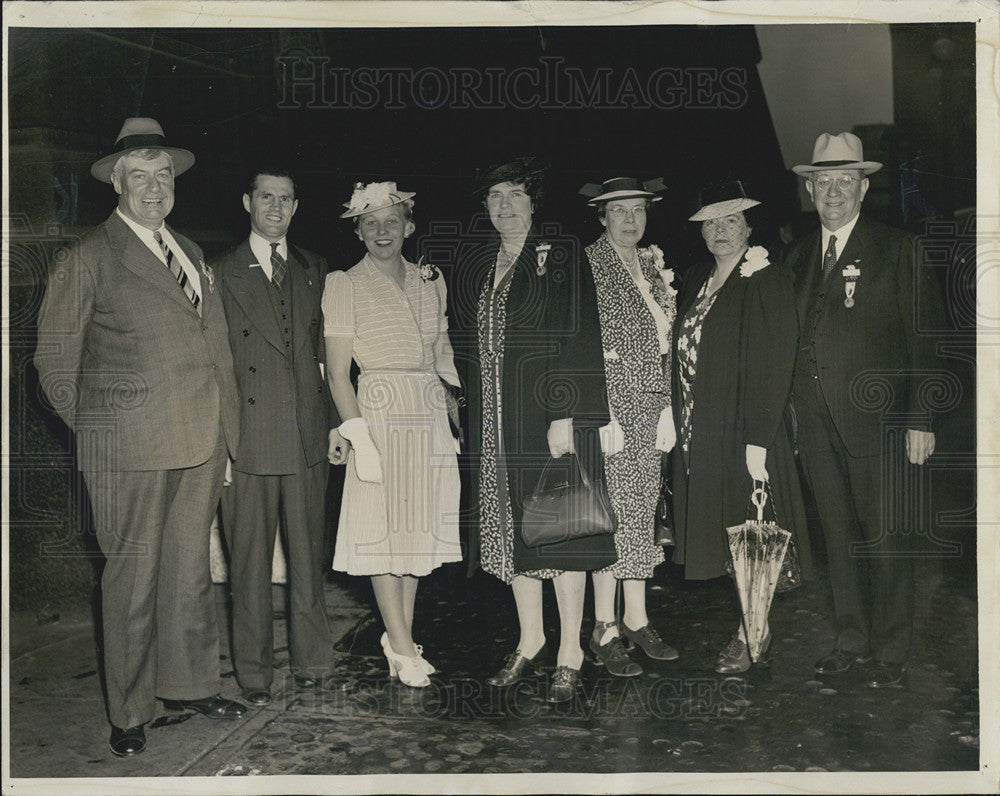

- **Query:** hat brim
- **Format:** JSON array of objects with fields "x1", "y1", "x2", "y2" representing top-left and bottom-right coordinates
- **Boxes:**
[
  {"x1": 340, "y1": 191, "x2": 416, "y2": 219},
  {"x1": 587, "y1": 190, "x2": 663, "y2": 206},
  {"x1": 91, "y1": 147, "x2": 195, "y2": 183},
  {"x1": 689, "y1": 197, "x2": 761, "y2": 222},
  {"x1": 792, "y1": 161, "x2": 882, "y2": 176}
]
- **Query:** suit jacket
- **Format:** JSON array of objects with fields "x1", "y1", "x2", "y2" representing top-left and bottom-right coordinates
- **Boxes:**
[
  {"x1": 787, "y1": 215, "x2": 943, "y2": 457},
  {"x1": 34, "y1": 211, "x2": 240, "y2": 471},
  {"x1": 214, "y1": 239, "x2": 336, "y2": 475}
]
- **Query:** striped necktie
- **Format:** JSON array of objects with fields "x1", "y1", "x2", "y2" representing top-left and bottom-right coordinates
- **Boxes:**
[
  {"x1": 270, "y1": 242, "x2": 287, "y2": 289},
  {"x1": 153, "y1": 230, "x2": 200, "y2": 313}
]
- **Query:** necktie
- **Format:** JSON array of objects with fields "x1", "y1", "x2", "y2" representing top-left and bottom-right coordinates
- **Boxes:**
[
  {"x1": 153, "y1": 230, "x2": 200, "y2": 313},
  {"x1": 822, "y1": 234, "x2": 838, "y2": 279},
  {"x1": 270, "y1": 242, "x2": 286, "y2": 289}
]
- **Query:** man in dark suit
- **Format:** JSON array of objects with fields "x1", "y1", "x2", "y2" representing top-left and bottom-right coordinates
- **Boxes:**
[
  {"x1": 787, "y1": 132, "x2": 942, "y2": 688},
  {"x1": 34, "y1": 118, "x2": 247, "y2": 757},
  {"x1": 215, "y1": 168, "x2": 346, "y2": 707}
]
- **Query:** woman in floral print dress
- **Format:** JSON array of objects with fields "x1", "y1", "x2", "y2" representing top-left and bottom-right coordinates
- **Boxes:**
[
  {"x1": 672, "y1": 181, "x2": 811, "y2": 674},
  {"x1": 450, "y1": 157, "x2": 617, "y2": 703},
  {"x1": 580, "y1": 177, "x2": 681, "y2": 677}
]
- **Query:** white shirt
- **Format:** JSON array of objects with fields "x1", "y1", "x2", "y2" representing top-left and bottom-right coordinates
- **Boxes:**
[
  {"x1": 249, "y1": 230, "x2": 288, "y2": 283},
  {"x1": 820, "y1": 212, "x2": 861, "y2": 266},
  {"x1": 117, "y1": 209, "x2": 201, "y2": 299}
]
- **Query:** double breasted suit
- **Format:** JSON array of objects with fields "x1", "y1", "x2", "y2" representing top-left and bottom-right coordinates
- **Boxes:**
[
  {"x1": 215, "y1": 239, "x2": 337, "y2": 687},
  {"x1": 35, "y1": 211, "x2": 240, "y2": 729},
  {"x1": 787, "y1": 215, "x2": 943, "y2": 663}
]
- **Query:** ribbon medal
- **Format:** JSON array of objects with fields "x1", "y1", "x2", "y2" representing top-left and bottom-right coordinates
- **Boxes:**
[
  {"x1": 842, "y1": 261, "x2": 861, "y2": 308},
  {"x1": 536, "y1": 242, "x2": 552, "y2": 276}
]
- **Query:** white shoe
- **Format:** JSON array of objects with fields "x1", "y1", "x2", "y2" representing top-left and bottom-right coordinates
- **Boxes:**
[
  {"x1": 380, "y1": 633, "x2": 431, "y2": 687},
  {"x1": 414, "y1": 643, "x2": 436, "y2": 675}
]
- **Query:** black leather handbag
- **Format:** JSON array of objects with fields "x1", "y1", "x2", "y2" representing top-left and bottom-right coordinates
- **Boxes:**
[
  {"x1": 653, "y1": 475, "x2": 675, "y2": 546},
  {"x1": 521, "y1": 453, "x2": 617, "y2": 547}
]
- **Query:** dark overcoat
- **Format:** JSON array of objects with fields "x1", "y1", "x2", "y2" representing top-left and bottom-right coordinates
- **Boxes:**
[
  {"x1": 449, "y1": 226, "x2": 616, "y2": 576},
  {"x1": 671, "y1": 252, "x2": 812, "y2": 581}
]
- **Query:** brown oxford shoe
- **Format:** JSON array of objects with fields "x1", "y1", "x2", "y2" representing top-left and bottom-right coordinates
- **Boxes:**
[
  {"x1": 162, "y1": 695, "x2": 247, "y2": 719},
  {"x1": 487, "y1": 643, "x2": 548, "y2": 687},
  {"x1": 109, "y1": 724, "x2": 146, "y2": 757}
]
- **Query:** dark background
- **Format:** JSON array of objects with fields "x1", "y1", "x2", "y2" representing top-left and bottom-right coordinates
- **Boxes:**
[{"x1": 7, "y1": 23, "x2": 977, "y2": 609}]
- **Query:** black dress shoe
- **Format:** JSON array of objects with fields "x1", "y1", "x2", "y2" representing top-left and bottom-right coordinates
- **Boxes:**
[
  {"x1": 109, "y1": 725, "x2": 146, "y2": 757},
  {"x1": 162, "y1": 695, "x2": 247, "y2": 719},
  {"x1": 241, "y1": 687, "x2": 271, "y2": 706},
  {"x1": 814, "y1": 649, "x2": 871, "y2": 675},
  {"x1": 487, "y1": 643, "x2": 547, "y2": 687},
  {"x1": 293, "y1": 675, "x2": 318, "y2": 689},
  {"x1": 865, "y1": 660, "x2": 904, "y2": 688}
]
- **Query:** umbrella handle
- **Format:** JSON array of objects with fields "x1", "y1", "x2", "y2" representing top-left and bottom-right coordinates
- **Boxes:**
[{"x1": 751, "y1": 482, "x2": 768, "y2": 522}]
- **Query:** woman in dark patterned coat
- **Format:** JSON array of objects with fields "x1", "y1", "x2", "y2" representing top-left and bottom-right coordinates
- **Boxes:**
[
  {"x1": 450, "y1": 157, "x2": 616, "y2": 703},
  {"x1": 580, "y1": 177, "x2": 681, "y2": 678},
  {"x1": 672, "y1": 181, "x2": 812, "y2": 674}
]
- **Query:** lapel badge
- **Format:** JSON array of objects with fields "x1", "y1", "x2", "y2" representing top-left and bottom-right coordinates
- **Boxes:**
[
  {"x1": 842, "y1": 260, "x2": 861, "y2": 308},
  {"x1": 535, "y1": 242, "x2": 552, "y2": 276}
]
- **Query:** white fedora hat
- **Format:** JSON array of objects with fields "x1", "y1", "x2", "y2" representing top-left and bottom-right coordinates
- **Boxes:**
[{"x1": 792, "y1": 132, "x2": 882, "y2": 176}]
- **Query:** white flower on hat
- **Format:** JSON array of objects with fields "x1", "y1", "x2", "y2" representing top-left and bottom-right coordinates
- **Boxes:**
[
  {"x1": 739, "y1": 246, "x2": 770, "y2": 278},
  {"x1": 346, "y1": 182, "x2": 394, "y2": 215}
]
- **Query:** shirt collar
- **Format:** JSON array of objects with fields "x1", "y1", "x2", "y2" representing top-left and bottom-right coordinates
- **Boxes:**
[
  {"x1": 821, "y1": 212, "x2": 861, "y2": 259},
  {"x1": 249, "y1": 230, "x2": 287, "y2": 263},
  {"x1": 116, "y1": 208, "x2": 166, "y2": 246}
]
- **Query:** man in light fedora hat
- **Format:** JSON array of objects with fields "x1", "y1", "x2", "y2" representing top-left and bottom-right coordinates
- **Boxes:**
[
  {"x1": 35, "y1": 117, "x2": 246, "y2": 757},
  {"x1": 786, "y1": 131, "x2": 944, "y2": 688}
]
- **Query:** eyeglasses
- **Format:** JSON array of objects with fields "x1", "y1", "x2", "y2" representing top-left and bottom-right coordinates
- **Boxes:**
[
  {"x1": 605, "y1": 205, "x2": 647, "y2": 219},
  {"x1": 810, "y1": 175, "x2": 860, "y2": 193}
]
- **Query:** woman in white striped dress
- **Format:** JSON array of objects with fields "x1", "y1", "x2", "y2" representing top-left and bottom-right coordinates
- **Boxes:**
[{"x1": 323, "y1": 182, "x2": 463, "y2": 687}]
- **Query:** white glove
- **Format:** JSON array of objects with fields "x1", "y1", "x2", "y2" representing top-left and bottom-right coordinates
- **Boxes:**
[
  {"x1": 224, "y1": 457, "x2": 233, "y2": 487},
  {"x1": 339, "y1": 417, "x2": 383, "y2": 483},
  {"x1": 655, "y1": 406, "x2": 676, "y2": 452},
  {"x1": 746, "y1": 444, "x2": 769, "y2": 481},
  {"x1": 599, "y1": 419, "x2": 625, "y2": 456},
  {"x1": 547, "y1": 418, "x2": 575, "y2": 458}
]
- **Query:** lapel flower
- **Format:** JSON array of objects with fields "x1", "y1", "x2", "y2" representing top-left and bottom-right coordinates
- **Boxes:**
[
  {"x1": 199, "y1": 259, "x2": 216, "y2": 293},
  {"x1": 417, "y1": 255, "x2": 439, "y2": 282},
  {"x1": 739, "y1": 246, "x2": 770, "y2": 278},
  {"x1": 658, "y1": 267, "x2": 678, "y2": 297},
  {"x1": 639, "y1": 243, "x2": 665, "y2": 270},
  {"x1": 535, "y1": 242, "x2": 552, "y2": 276}
]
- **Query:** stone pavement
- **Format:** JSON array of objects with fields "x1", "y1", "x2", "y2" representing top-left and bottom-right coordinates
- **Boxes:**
[{"x1": 4, "y1": 561, "x2": 992, "y2": 793}]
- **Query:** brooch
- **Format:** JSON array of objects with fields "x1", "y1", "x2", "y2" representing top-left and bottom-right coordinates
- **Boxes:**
[
  {"x1": 535, "y1": 242, "x2": 552, "y2": 276},
  {"x1": 199, "y1": 259, "x2": 215, "y2": 293},
  {"x1": 842, "y1": 260, "x2": 861, "y2": 308}
]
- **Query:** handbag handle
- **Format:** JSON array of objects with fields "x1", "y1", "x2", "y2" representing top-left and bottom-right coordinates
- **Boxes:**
[{"x1": 533, "y1": 452, "x2": 594, "y2": 496}]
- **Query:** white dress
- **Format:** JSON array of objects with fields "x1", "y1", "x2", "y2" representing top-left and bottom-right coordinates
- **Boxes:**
[{"x1": 323, "y1": 255, "x2": 462, "y2": 576}]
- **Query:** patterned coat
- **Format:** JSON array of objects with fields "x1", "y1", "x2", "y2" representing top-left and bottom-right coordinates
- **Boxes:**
[{"x1": 586, "y1": 233, "x2": 674, "y2": 579}]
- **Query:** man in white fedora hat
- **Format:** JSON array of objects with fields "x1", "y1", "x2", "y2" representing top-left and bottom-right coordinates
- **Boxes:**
[
  {"x1": 35, "y1": 118, "x2": 246, "y2": 757},
  {"x1": 786, "y1": 131, "x2": 944, "y2": 688}
]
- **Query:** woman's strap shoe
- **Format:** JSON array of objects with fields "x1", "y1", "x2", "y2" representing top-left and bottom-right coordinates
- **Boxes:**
[
  {"x1": 589, "y1": 634, "x2": 643, "y2": 677},
  {"x1": 487, "y1": 643, "x2": 547, "y2": 687}
]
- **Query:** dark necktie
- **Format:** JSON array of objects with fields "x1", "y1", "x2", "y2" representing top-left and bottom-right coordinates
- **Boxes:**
[
  {"x1": 822, "y1": 234, "x2": 838, "y2": 280},
  {"x1": 270, "y1": 242, "x2": 286, "y2": 289},
  {"x1": 153, "y1": 230, "x2": 200, "y2": 313}
]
